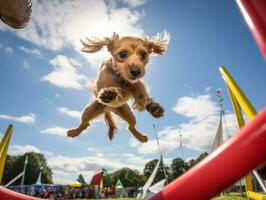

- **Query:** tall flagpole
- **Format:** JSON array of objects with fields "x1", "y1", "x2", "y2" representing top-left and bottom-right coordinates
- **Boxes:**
[
  {"x1": 152, "y1": 124, "x2": 168, "y2": 179},
  {"x1": 216, "y1": 89, "x2": 231, "y2": 139},
  {"x1": 178, "y1": 131, "x2": 184, "y2": 160},
  {"x1": 21, "y1": 155, "x2": 28, "y2": 185}
]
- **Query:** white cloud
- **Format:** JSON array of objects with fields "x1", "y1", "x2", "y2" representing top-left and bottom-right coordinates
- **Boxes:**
[
  {"x1": 40, "y1": 127, "x2": 68, "y2": 136},
  {"x1": 48, "y1": 155, "x2": 123, "y2": 183},
  {"x1": 42, "y1": 55, "x2": 88, "y2": 90},
  {"x1": 0, "y1": 113, "x2": 36, "y2": 124},
  {"x1": 57, "y1": 107, "x2": 81, "y2": 119},
  {"x1": 173, "y1": 94, "x2": 219, "y2": 121},
  {"x1": 88, "y1": 147, "x2": 98, "y2": 152},
  {"x1": 8, "y1": 143, "x2": 53, "y2": 157},
  {"x1": 5, "y1": 47, "x2": 13, "y2": 54},
  {"x1": 70, "y1": 58, "x2": 82, "y2": 67},
  {"x1": 8, "y1": 145, "x2": 41, "y2": 155},
  {"x1": 18, "y1": 46, "x2": 42, "y2": 56},
  {"x1": 131, "y1": 93, "x2": 239, "y2": 154},
  {"x1": 49, "y1": 152, "x2": 151, "y2": 184},
  {"x1": 0, "y1": 0, "x2": 145, "y2": 67},
  {"x1": 123, "y1": 0, "x2": 147, "y2": 7}
]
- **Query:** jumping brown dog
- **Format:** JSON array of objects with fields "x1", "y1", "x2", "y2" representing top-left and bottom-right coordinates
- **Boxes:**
[{"x1": 67, "y1": 32, "x2": 169, "y2": 143}]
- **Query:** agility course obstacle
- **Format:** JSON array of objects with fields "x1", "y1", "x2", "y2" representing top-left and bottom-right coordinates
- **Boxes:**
[
  {"x1": 0, "y1": 125, "x2": 48, "y2": 200},
  {"x1": 151, "y1": 67, "x2": 266, "y2": 200},
  {"x1": 0, "y1": 125, "x2": 13, "y2": 184},
  {"x1": 0, "y1": 186, "x2": 46, "y2": 200},
  {"x1": 236, "y1": 0, "x2": 266, "y2": 60}
]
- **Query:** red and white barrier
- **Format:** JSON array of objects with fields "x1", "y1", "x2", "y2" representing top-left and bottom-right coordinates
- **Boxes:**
[
  {"x1": 236, "y1": 0, "x2": 266, "y2": 59},
  {"x1": 0, "y1": 186, "x2": 47, "y2": 200}
]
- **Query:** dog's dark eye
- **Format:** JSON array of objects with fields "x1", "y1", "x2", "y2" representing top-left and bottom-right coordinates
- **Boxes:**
[
  {"x1": 140, "y1": 52, "x2": 147, "y2": 60},
  {"x1": 118, "y1": 51, "x2": 127, "y2": 59}
]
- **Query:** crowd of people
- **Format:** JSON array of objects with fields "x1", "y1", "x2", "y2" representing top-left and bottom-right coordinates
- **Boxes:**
[{"x1": 9, "y1": 185, "x2": 139, "y2": 199}]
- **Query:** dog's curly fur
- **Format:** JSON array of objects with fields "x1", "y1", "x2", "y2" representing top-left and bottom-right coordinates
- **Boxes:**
[{"x1": 67, "y1": 32, "x2": 170, "y2": 143}]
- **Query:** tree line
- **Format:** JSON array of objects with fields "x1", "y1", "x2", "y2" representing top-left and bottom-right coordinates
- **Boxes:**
[
  {"x1": 2, "y1": 152, "x2": 208, "y2": 186},
  {"x1": 3, "y1": 152, "x2": 265, "y2": 187},
  {"x1": 103, "y1": 152, "x2": 209, "y2": 187},
  {"x1": 2, "y1": 152, "x2": 52, "y2": 185}
]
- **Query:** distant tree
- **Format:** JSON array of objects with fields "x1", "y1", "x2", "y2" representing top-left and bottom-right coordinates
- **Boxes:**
[
  {"x1": 2, "y1": 152, "x2": 53, "y2": 185},
  {"x1": 187, "y1": 152, "x2": 208, "y2": 169},
  {"x1": 103, "y1": 173, "x2": 115, "y2": 187},
  {"x1": 103, "y1": 168, "x2": 144, "y2": 187},
  {"x1": 143, "y1": 159, "x2": 168, "y2": 185},
  {"x1": 168, "y1": 157, "x2": 186, "y2": 182}
]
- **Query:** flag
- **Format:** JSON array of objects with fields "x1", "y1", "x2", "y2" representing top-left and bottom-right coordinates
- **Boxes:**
[
  {"x1": 141, "y1": 158, "x2": 161, "y2": 198},
  {"x1": 90, "y1": 170, "x2": 104, "y2": 185},
  {"x1": 115, "y1": 179, "x2": 123, "y2": 188},
  {"x1": 21, "y1": 155, "x2": 28, "y2": 185},
  {"x1": 99, "y1": 178, "x2": 103, "y2": 189},
  {"x1": 24, "y1": 155, "x2": 28, "y2": 165},
  {"x1": 210, "y1": 115, "x2": 223, "y2": 152},
  {"x1": 216, "y1": 88, "x2": 224, "y2": 102},
  {"x1": 102, "y1": 168, "x2": 108, "y2": 175},
  {"x1": 35, "y1": 166, "x2": 43, "y2": 185}
]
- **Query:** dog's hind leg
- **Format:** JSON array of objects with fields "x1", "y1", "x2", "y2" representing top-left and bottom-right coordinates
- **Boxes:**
[
  {"x1": 113, "y1": 104, "x2": 148, "y2": 143},
  {"x1": 104, "y1": 112, "x2": 117, "y2": 141},
  {"x1": 67, "y1": 101, "x2": 105, "y2": 138}
]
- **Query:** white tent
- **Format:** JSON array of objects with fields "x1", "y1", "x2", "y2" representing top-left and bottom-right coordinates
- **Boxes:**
[
  {"x1": 137, "y1": 157, "x2": 165, "y2": 199},
  {"x1": 141, "y1": 157, "x2": 161, "y2": 199},
  {"x1": 145, "y1": 179, "x2": 167, "y2": 199},
  {"x1": 210, "y1": 111, "x2": 266, "y2": 192},
  {"x1": 210, "y1": 114, "x2": 223, "y2": 153}
]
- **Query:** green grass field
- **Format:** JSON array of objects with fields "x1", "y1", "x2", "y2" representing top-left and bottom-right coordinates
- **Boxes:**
[
  {"x1": 73, "y1": 196, "x2": 247, "y2": 200},
  {"x1": 73, "y1": 195, "x2": 247, "y2": 200},
  {"x1": 212, "y1": 195, "x2": 247, "y2": 200}
]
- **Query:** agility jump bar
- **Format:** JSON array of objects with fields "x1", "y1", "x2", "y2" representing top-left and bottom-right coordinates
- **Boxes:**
[
  {"x1": 0, "y1": 186, "x2": 48, "y2": 200},
  {"x1": 150, "y1": 108, "x2": 266, "y2": 200}
]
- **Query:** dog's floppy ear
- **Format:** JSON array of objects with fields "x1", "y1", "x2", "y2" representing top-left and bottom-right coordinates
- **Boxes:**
[
  {"x1": 146, "y1": 31, "x2": 170, "y2": 55},
  {"x1": 81, "y1": 32, "x2": 119, "y2": 53}
]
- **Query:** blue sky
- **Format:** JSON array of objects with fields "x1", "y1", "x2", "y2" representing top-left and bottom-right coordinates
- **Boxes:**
[{"x1": 0, "y1": 0, "x2": 265, "y2": 184}]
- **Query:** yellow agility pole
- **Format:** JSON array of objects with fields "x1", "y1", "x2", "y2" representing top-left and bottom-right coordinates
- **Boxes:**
[
  {"x1": 247, "y1": 191, "x2": 266, "y2": 200},
  {"x1": 219, "y1": 66, "x2": 266, "y2": 200},
  {"x1": 0, "y1": 125, "x2": 13, "y2": 184},
  {"x1": 219, "y1": 66, "x2": 256, "y2": 120},
  {"x1": 225, "y1": 83, "x2": 254, "y2": 192}
]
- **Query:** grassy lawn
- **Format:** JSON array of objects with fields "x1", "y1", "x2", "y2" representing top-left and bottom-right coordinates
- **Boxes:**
[
  {"x1": 212, "y1": 195, "x2": 247, "y2": 200},
  {"x1": 74, "y1": 197, "x2": 246, "y2": 200},
  {"x1": 75, "y1": 199, "x2": 138, "y2": 200},
  {"x1": 73, "y1": 195, "x2": 247, "y2": 200}
]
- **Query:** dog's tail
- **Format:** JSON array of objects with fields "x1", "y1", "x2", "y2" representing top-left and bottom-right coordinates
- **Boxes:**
[{"x1": 104, "y1": 112, "x2": 117, "y2": 141}]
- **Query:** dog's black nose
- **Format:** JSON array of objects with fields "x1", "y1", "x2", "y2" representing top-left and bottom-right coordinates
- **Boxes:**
[{"x1": 130, "y1": 66, "x2": 141, "y2": 77}]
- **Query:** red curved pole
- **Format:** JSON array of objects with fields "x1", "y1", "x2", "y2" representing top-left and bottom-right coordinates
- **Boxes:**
[
  {"x1": 0, "y1": 186, "x2": 47, "y2": 200},
  {"x1": 236, "y1": 0, "x2": 266, "y2": 60},
  {"x1": 150, "y1": 108, "x2": 266, "y2": 200}
]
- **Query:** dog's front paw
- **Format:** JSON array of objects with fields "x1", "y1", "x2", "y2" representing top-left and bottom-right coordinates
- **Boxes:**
[
  {"x1": 98, "y1": 88, "x2": 118, "y2": 103},
  {"x1": 146, "y1": 102, "x2": 164, "y2": 118}
]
